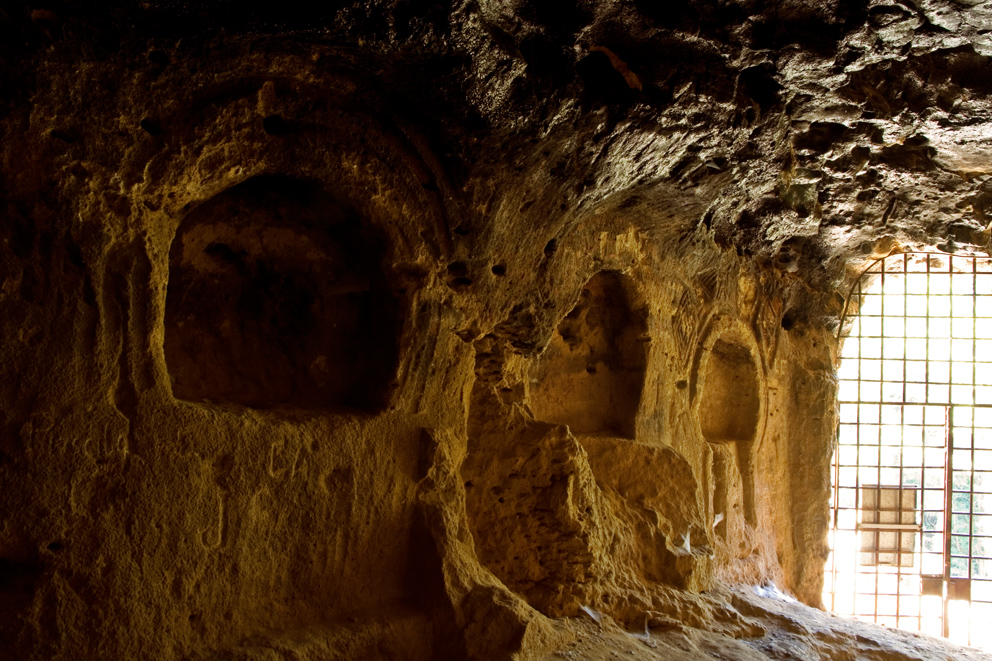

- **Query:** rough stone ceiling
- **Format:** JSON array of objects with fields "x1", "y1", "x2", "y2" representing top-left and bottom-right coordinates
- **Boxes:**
[
  {"x1": 4, "y1": 2, "x2": 992, "y2": 659},
  {"x1": 6, "y1": 0, "x2": 992, "y2": 300}
]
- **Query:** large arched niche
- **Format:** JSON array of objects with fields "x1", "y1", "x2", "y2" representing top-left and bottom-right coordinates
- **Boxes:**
[
  {"x1": 690, "y1": 317, "x2": 765, "y2": 538},
  {"x1": 528, "y1": 270, "x2": 648, "y2": 439},
  {"x1": 163, "y1": 174, "x2": 400, "y2": 412}
]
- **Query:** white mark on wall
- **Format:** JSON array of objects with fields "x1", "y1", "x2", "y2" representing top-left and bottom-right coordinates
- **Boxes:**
[{"x1": 199, "y1": 488, "x2": 228, "y2": 550}]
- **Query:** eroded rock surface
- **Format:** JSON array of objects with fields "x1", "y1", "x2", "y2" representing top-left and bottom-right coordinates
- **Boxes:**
[
  {"x1": 541, "y1": 586, "x2": 992, "y2": 661},
  {"x1": 1, "y1": 0, "x2": 991, "y2": 659}
]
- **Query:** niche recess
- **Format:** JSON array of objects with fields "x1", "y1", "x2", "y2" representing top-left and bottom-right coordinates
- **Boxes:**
[
  {"x1": 695, "y1": 331, "x2": 762, "y2": 538},
  {"x1": 164, "y1": 175, "x2": 399, "y2": 411},
  {"x1": 698, "y1": 339, "x2": 760, "y2": 444},
  {"x1": 529, "y1": 271, "x2": 647, "y2": 439}
]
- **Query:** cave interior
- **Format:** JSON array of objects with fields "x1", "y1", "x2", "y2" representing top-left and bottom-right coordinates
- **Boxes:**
[{"x1": 3, "y1": 1, "x2": 992, "y2": 659}]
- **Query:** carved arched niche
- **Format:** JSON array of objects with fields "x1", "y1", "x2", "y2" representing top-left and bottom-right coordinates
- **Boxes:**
[
  {"x1": 691, "y1": 319, "x2": 764, "y2": 540},
  {"x1": 164, "y1": 175, "x2": 399, "y2": 411},
  {"x1": 528, "y1": 271, "x2": 648, "y2": 439},
  {"x1": 698, "y1": 339, "x2": 760, "y2": 444}
]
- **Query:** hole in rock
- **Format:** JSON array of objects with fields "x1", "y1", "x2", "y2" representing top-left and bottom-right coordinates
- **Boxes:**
[
  {"x1": 139, "y1": 118, "x2": 161, "y2": 136},
  {"x1": 794, "y1": 121, "x2": 852, "y2": 154},
  {"x1": 262, "y1": 114, "x2": 289, "y2": 135},
  {"x1": 445, "y1": 261, "x2": 472, "y2": 290},
  {"x1": 577, "y1": 49, "x2": 636, "y2": 106},
  {"x1": 698, "y1": 338, "x2": 760, "y2": 443},
  {"x1": 48, "y1": 129, "x2": 76, "y2": 143},
  {"x1": 528, "y1": 271, "x2": 647, "y2": 438},
  {"x1": 739, "y1": 64, "x2": 782, "y2": 112},
  {"x1": 164, "y1": 175, "x2": 399, "y2": 411},
  {"x1": 147, "y1": 50, "x2": 170, "y2": 67}
]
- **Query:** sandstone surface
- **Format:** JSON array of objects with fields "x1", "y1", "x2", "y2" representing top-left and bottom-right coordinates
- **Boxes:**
[{"x1": 2, "y1": 1, "x2": 992, "y2": 659}]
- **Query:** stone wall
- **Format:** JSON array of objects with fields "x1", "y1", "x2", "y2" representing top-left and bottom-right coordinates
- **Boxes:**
[{"x1": 1, "y1": 1, "x2": 990, "y2": 659}]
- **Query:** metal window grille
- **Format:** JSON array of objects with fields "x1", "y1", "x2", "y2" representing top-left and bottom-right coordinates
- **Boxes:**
[
  {"x1": 826, "y1": 251, "x2": 992, "y2": 649},
  {"x1": 859, "y1": 486, "x2": 918, "y2": 567}
]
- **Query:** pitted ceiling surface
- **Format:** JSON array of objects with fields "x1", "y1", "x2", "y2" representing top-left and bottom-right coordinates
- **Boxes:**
[
  {"x1": 3, "y1": 4, "x2": 992, "y2": 660},
  {"x1": 3, "y1": 0, "x2": 992, "y2": 299}
]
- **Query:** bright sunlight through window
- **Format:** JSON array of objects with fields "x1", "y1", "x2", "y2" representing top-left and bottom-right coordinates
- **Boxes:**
[{"x1": 825, "y1": 251, "x2": 992, "y2": 649}]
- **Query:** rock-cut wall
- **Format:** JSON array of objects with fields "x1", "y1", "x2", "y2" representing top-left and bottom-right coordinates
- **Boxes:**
[
  {"x1": 1, "y1": 1, "x2": 991, "y2": 659},
  {"x1": 0, "y1": 55, "x2": 832, "y2": 659}
]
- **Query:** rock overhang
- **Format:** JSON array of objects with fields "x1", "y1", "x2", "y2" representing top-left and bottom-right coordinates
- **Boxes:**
[{"x1": 3, "y1": 2, "x2": 992, "y2": 659}]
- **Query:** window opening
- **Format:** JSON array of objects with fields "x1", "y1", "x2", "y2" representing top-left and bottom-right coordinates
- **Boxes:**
[
  {"x1": 826, "y1": 251, "x2": 992, "y2": 649},
  {"x1": 859, "y1": 486, "x2": 918, "y2": 567}
]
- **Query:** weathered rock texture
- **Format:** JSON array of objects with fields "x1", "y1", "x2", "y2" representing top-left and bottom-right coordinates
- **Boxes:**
[{"x1": 1, "y1": 0, "x2": 991, "y2": 659}]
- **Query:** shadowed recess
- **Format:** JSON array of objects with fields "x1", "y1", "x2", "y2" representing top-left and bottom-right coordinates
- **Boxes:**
[
  {"x1": 528, "y1": 271, "x2": 648, "y2": 439},
  {"x1": 164, "y1": 175, "x2": 399, "y2": 411}
]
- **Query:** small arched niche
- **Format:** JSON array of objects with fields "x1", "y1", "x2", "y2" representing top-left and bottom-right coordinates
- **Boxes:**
[
  {"x1": 697, "y1": 338, "x2": 760, "y2": 444},
  {"x1": 528, "y1": 271, "x2": 648, "y2": 439},
  {"x1": 693, "y1": 326, "x2": 763, "y2": 538},
  {"x1": 164, "y1": 175, "x2": 399, "y2": 411}
]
